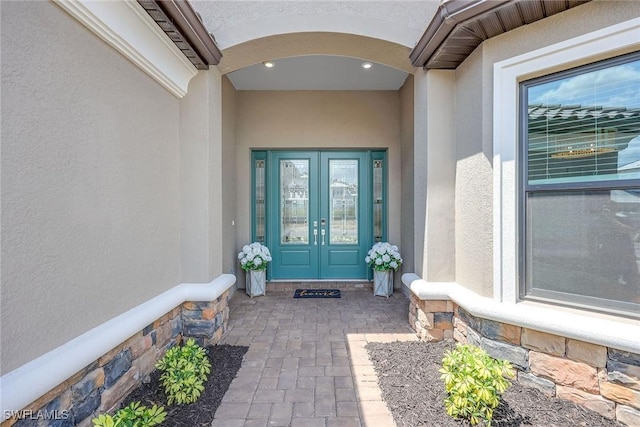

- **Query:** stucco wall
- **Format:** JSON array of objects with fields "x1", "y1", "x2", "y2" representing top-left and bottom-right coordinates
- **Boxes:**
[
  {"x1": 454, "y1": 47, "x2": 494, "y2": 297},
  {"x1": 1, "y1": 2, "x2": 181, "y2": 374},
  {"x1": 400, "y1": 76, "x2": 415, "y2": 274},
  {"x1": 179, "y1": 69, "x2": 230, "y2": 283},
  {"x1": 412, "y1": 70, "x2": 428, "y2": 277},
  {"x1": 222, "y1": 77, "x2": 238, "y2": 276},
  {"x1": 180, "y1": 72, "x2": 214, "y2": 282},
  {"x1": 424, "y1": 70, "x2": 456, "y2": 282},
  {"x1": 452, "y1": 0, "x2": 640, "y2": 297},
  {"x1": 207, "y1": 71, "x2": 225, "y2": 279},
  {"x1": 191, "y1": 0, "x2": 439, "y2": 50},
  {"x1": 234, "y1": 90, "x2": 403, "y2": 280}
]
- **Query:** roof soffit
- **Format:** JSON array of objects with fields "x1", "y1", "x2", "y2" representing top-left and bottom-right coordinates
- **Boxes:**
[
  {"x1": 137, "y1": 0, "x2": 222, "y2": 69},
  {"x1": 411, "y1": 0, "x2": 592, "y2": 69}
]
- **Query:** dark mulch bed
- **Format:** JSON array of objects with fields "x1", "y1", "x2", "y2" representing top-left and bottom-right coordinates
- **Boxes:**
[
  {"x1": 122, "y1": 344, "x2": 248, "y2": 427},
  {"x1": 366, "y1": 340, "x2": 624, "y2": 427}
]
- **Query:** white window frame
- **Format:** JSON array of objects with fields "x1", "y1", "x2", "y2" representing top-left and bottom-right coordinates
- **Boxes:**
[{"x1": 493, "y1": 18, "x2": 640, "y2": 305}]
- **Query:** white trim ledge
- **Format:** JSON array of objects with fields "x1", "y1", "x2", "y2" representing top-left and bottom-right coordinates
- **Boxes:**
[
  {"x1": 53, "y1": 0, "x2": 198, "y2": 98},
  {"x1": 0, "y1": 274, "x2": 236, "y2": 419},
  {"x1": 402, "y1": 273, "x2": 640, "y2": 355}
]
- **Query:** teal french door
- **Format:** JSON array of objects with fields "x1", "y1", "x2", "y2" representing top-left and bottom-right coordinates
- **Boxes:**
[{"x1": 267, "y1": 151, "x2": 371, "y2": 279}]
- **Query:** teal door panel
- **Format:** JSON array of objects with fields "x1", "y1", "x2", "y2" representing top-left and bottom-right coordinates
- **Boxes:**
[
  {"x1": 267, "y1": 150, "x2": 374, "y2": 280},
  {"x1": 269, "y1": 151, "x2": 319, "y2": 279},
  {"x1": 319, "y1": 151, "x2": 369, "y2": 279},
  {"x1": 328, "y1": 251, "x2": 360, "y2": 265}
]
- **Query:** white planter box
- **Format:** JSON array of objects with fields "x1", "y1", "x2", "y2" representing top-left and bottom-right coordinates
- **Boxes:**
[
  {"x1": 246, "y1": 270, "x2": 266, "y2": 297},
  {"x1": 374, "y1": 270, "x2": 393, "y2": 297}
]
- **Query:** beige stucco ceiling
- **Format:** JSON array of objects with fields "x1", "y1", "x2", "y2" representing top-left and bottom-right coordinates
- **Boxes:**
[{"x1": 226, "y1": 54, "x2": 410, "y2": 90}]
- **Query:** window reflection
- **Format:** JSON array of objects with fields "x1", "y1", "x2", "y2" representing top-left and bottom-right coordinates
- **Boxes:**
[
  {"x1": 280, "y1": 160, "x2": 309, "y2": 244},
  {"x1": 527, "y1": 58, "x2": 640, "y2": 185},
  {"x1": 330, "y1": 160, "x2": 358, "y2": 244}
]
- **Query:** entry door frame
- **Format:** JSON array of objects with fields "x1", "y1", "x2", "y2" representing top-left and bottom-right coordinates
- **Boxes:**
[{"x1": 250, "y1": 149, "x2": 387, "y2": 280}]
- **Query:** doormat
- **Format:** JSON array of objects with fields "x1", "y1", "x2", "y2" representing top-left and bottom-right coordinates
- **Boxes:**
[{"x1": 294, "y1": 289, "x2": 341, "y2": 298}]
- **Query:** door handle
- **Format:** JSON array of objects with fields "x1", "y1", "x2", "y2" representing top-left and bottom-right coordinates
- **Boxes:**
[
  {"x1": 313, "y1": 229, "x2": 318, "y2": 245},
  {"x1": 321, "y1": 229, "x2": 325, "y2": 245}
]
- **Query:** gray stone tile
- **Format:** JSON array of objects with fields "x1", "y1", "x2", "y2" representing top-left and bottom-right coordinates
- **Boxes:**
[
  {"x1": 292, "y1": 402, "x2": 314, "y2": 417},
  {"x1": 210, "y1": 419, "x2": 245, "y2": 427},
  {"x1": 314, "y1": 397, "x2": 337, "y2": 417},
  {"x1": 265, "y1": 357, "x2": 283, "y2": 368},
  {"x1": 284, "y1": 388, "x2": 315, "y2": 403},
  {"x1": 247, "y1": 403, "x2": 271, "y2": 419},
  {"x1": 214, "y1": 403, "x2": 251, "y2": 419},
  {"x1": 257, "y1": 377, "x2": 278, "y2": 390},
  {"x1": 337, "y1": 401, "x2": 359, "y2": 417},
  {"x1": 335, "y1": 388, "x2": 357, "y2": 402},
  {"x1": 299, "y1": 366, "x2": 325, "y2": 377},
  {"x1": 253, "y1": 390, "x2": 285, "y2": 403},
  {"x1": 242, "y1": 418, "x2": 268, "y2": 427},
  {"x1": 325, "y1": 366, "x2": 352, "y2": 377},
  {"x1": 282, "y1": 357, "x2": 300, "y2": 370},
  {"x1": 222, "y1": 388, "x2": 255, "y2": 403},
  {"x1": 334, "y1": 376, "x2": 354, "y2": 389},
  {"x1": 326, "y1": 417, "x2": 361, "y2": 427},
  {"x1": 291, "y1": 418, "x2": 326, "y2": 427},
  {"x1": 315, "y1": 377, "x2": 335, "y2": 396},
  {"x1": 269, "y1": 402, "x2": 293, "y2": 423},
  {"x1": 296, "y1": 376, "x2": 316, "y2": 389},
  {"x1": 276, "y1": 370, "x2": 298, "y2": 390}
]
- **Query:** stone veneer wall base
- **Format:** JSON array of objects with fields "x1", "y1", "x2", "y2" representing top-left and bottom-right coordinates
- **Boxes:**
[
  {"x1": 408, "y1": 292, "x2": 640, "y2": 426},
  {"x1": 1, "y1": 279, "x2": 235, "y2": 427}
]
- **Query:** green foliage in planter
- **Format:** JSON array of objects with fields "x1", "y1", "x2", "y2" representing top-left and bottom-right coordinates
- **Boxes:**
[
  {"x1": 92, "y1": 402, "x2": 166, "y2": 427},
  {"x1": 155, "y1": 338, "x2": 212, "y2": 405},
  {"x1": 439, "y1": 344, "x2": 515, "y2": 426}
]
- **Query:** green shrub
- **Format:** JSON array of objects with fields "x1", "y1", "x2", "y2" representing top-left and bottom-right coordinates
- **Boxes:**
[
  {"x1": 440, "y1": 344, "x2": 515, "y2": 426},
  {"x1": 92, "y1": 402, "x2": 166, "y2": 427},
  {"x1": 155, "y1": 338, "x2": 212, "y2": 405}
]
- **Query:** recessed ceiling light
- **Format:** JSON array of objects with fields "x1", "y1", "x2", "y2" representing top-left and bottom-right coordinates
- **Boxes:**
[
  {"x1": 263, "y1": 61, "x2": 275, "y2": 68},
  {"x1": 361, "y1": 62, "x2": 372, "y2": 69}
]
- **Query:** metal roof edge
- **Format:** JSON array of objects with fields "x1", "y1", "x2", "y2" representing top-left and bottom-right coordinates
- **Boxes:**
[
  {"x1": 410, "y1": 0, "x2": 527, "y2": 69},
  {"x1": 156, "y1": 0, "x2": 223, "y2": 66}
]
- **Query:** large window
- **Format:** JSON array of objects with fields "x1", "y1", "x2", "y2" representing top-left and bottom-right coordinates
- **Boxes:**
[{"x1": 521, "y1": 52, "x2": 640, "y2": 317}]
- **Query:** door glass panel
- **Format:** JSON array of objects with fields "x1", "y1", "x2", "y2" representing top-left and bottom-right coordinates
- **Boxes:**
[
  {"x1": 329, "y1": 159, "x2": 358, "y2": 244},
  {"x1": 373, "y1": 159, "x2": 383, "y2": 242},
  {"x1": 280, "y1": 159, "x2": 309, "y2": 244},
  {"x1": 255, "y1": 159, "x2": 266, "y2": 243}
]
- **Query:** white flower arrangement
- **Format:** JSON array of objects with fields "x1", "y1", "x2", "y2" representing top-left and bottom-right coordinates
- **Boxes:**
[
  {"x1": 365, "y1": 242, "x2": 403, "y2": 271},
  {"x1": 238, "y1": 242, "x2": 272, "y2": 271}
]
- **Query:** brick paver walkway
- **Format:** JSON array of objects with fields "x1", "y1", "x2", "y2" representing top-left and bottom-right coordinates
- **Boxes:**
[{"x1": 213, "y1": 287, "x2": 418, "y2": 427}]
